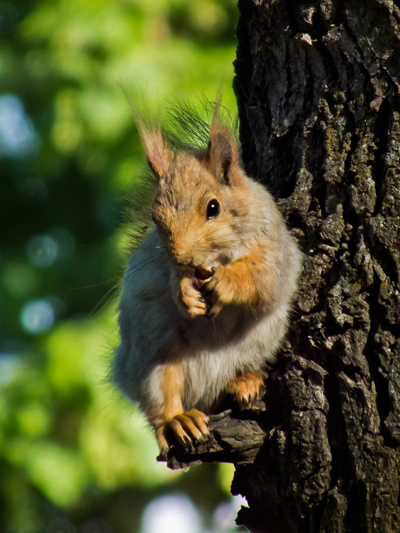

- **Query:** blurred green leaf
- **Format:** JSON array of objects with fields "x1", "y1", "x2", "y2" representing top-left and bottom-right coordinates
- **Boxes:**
[{"x1": 1, "y1": 0, "x2": 239, "y2": 530}]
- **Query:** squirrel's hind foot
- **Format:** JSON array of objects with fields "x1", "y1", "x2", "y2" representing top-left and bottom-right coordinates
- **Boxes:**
[
  {"x1": 157, "y1": 409, "x2": 209, "y2": 457},
  {"x1": 225, "y1": 371, "x2": 266, "y2": 409}
]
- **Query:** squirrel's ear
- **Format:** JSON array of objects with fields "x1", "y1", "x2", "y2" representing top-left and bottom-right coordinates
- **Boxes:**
[
  {"x1": 140, "y1": 128, "x2": 174, "y2": 180},
  {"x1": 207, "y1": 124, "x2": 240, "y2": 187}
]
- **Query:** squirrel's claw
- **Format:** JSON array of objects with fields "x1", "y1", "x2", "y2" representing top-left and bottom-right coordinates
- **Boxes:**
[
  {"x1": 158, "y1": 409, "x2": 210, "y2": 453},
  {"x1": 206, "y1": 301, "x2": 223, "y2": 320},
  {"x1": 168, "y1": 419, "x2": 192, "y2": 448},
  {"x1": 174, "y1": 411, "x2": 209, "y2": 442},
  {"x1": 156, "y1": 428, "x2": 170, "y2": 460}
]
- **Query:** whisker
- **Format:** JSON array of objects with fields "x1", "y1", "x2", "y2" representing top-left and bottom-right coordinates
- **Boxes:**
[
  {"x1": 70, "y1": 278, "x2": 120, "y2": 290},
  {"x1": 89, "y1": 283, "x2": 120, "y2": 317}
]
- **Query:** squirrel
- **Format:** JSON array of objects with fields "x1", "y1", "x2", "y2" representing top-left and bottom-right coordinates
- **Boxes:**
[{"x1": 112, "y1": 109, "x2": 302, "y2": 458}]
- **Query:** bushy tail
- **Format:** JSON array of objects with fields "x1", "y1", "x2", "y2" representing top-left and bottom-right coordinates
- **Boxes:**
[{"x1": 163, "y1": 96, "x2": 239, "y2": 152}]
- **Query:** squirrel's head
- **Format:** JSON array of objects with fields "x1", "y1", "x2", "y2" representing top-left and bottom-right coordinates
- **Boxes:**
[{"x1": 140, "y1": 122, "x2": 250, "y2": 271}]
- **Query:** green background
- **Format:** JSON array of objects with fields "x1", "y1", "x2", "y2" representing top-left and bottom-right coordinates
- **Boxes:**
[{"x1": 0, "y1": 0, "x2": 242, "y2": 531}]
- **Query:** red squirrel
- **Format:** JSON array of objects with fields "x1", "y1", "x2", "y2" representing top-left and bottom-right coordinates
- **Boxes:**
[{"x1": 113, "y1": 111, "x2": 302, "y2": 457}]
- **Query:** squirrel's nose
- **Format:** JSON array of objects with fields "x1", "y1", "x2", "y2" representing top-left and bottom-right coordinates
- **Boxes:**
[
  {"x1": 173, "y1": 255, "x2": 194, "y2": 268},
  {"x1": 168, "y1": 234, "x2": 196, "y2": 268}
]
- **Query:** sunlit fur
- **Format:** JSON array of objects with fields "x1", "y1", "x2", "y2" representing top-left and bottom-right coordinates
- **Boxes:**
[
  {"x1": 152, "y1": 151, "x2": 243, "y2": 269},
  {"x1": 113, "y1": 118, "x2": 302, "y2": 447}
]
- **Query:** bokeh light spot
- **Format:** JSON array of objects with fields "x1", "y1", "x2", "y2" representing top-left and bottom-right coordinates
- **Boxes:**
[
  {"x1": 0, "y1": 353, "x2": 19, "y2": 385},
  {"x1": 20, "y1": 299, "x2": 55, "y2": 334},
  {"x1": 26, "y1": 234, "x2": 59, "y2": 268},
  {"x1": 0, "y1": 94, "x2": 39, "y2": 157},
  {"x1": 140, "y1": 493, "x2": 202, "y2": 533}
]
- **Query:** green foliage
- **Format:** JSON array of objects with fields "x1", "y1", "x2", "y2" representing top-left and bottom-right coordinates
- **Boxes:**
[{"x1": 0, "y1": 0, "x2": 239, "y2": 531}]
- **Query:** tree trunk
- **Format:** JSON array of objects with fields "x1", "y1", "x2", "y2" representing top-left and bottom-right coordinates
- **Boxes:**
[{"x1": 163, "y1": 1, "x2": 400, "y2": 531}]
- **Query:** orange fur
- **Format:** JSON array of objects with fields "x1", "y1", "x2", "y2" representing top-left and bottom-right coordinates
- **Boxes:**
[
  {"x1": 141, "y1": 128, "x2": 174, "y2": 179},
  {"x1": 224, "y1": 371, "x2": 265, "y2": 408},
  {"x1": 151, "y1": 360, "x2": 209, "y2": 455},
  {"x1": 160, "y1": 361, "x2": 185, "y2": 421},
  {"x1": 204, "y1": 243, "x2": 276, "y2": 317}
]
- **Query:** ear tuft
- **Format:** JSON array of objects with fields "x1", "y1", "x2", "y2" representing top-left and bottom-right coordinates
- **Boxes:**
[
  {"x1": 140, "y1": 127, "x2": 174, "y2": 180},
  {"x1": 207, "y1": 124, "x2": 239, "y2": 187},
  {"x1": 215, "y1": 132, "x2": 233, "y2": 178}
]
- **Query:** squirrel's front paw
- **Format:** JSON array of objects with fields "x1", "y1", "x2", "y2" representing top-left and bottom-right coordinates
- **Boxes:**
[
  {"x1": 202, "y1": 266, "x2": 235, "y2": 318},
  {"x1": 177, "y1": 277, "x2": 207, "y2": 319}
]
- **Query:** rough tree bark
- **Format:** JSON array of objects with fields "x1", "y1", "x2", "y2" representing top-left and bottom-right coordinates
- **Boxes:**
[{"x1": 161, "y1": 1, "x2": 400, "y2": 531}]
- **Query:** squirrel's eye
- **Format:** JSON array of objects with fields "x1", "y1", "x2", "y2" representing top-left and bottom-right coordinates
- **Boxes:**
[{"x1": 206, "y1": 199, "x2": 220, "y2": 219}]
